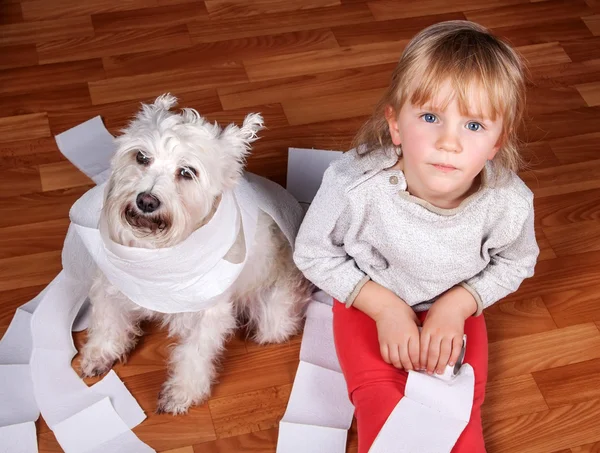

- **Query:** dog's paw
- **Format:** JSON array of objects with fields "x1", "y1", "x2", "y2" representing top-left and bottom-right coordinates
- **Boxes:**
[
  {"x1": 80, "y1": 354, "x2": 114, "y2": 378},
  {"x1": 156, "y1": 379, "x2": 209, "y2": 415}
]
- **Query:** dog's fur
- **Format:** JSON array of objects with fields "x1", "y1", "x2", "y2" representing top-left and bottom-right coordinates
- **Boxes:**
[{"x1": 79, "y1": 94, "x2": 312, "y2": 414}]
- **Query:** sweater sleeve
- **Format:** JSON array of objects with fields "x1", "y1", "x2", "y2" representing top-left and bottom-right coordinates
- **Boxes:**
[
  {"x1": 293, "y1": 165, "x2": 370, "y2": 305},
  {"x1": 461, "y1": 203, "x2": 539, "y2": 315}
]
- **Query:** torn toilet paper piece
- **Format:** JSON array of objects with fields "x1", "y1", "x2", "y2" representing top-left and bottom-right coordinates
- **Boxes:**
[
  {"x1": 277, "y1": 297, "x2": 354, "y2": 453},
  {"x1": 282, "y1": 361, "x2": 354, "y2": 430},
  {"x1": 53, "y1": 397, "x2": 150, "y2": 453},
  {"x1": 299, "y1": 301, "x2": 341, "y2": 373},
  {"x1": 286, "y1": 148, "x2": 343, "y2": 205},
  {"x1": 55, "y1": 116, "x2": 115, "y2": 184},
  {"x1": 369, "y1": 365, "x2": 475, "y2": 453},
  {"x1": 277, "y1": 421, "x2": 348, "y2": 453},
  {"x1": 0, "y1": 364, "x2": 38, "y2": 427},
  {"x1": 0, "y1": 422, "x2": 37, "y2": 453}
]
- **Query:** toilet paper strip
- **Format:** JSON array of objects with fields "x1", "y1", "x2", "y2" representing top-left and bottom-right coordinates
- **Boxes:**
[
  {"x1": 277, "y1": 295, "x2": 354, "y2": 453},
  {"x1": 0, "y1": 422, "x2": 37, "y2": 453}
]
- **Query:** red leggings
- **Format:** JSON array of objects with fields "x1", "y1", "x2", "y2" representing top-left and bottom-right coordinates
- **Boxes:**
[{"x1": 332, "y1": 301, "x2": 488, "y2": 453}]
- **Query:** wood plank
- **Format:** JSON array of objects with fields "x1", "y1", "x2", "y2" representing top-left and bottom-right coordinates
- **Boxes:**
[
  {"x1": 543, "y1": 220, "x2": 600, "y2": 257},
  {"x1": 483, "y1": 398, "x2": 600, "y2": 453},
  {"x1": 492, "y1": 18, "x2": 594, "y2": 47},
  {"x1": 39, "y1": 162, "x2": 93, "y2": 191},
  {"x1": 550, "y1": 132, "x2": 600, "y2": 164},
  {"x1": 534, "y1": 188, "x2": 600, "y2": 228},
  {"x1": 0, "y1": 250, "x2": 62, "y2": 292},
  {"x1": 48, "y1": 89, "x2": 222, "y2": 136},
  {"x1": 218, "y1": 63, "x2": 394, "y2": 110},
  {"x1": 0, "y1": 1, "x2": 22, "y2": 25},
  {"x1": 208, "y1": 384, "x2": 292, "y2": 438},
  {"x1": 521, "y1": 141, "x2": 561, "y2": 170},
  {"x1": 487, "y1": 323, "x2": 600, "y2": 381},
  {"x1": 535, "y1": 226, "x2": 558, "y2": 261},
  {"x1": 0, "y1": 284, "x2": 46, "y2": 331},
  {"x1": 517, "y1": 251, "x2": 600, "y2": 300},
  {"x1": 530, "y1": 58, "x2": 600, "y2": 89},
  {"x1": 367, "y1": 0, "x2": 528, "y2": 21},
  {"x1": 91, "y1": 2, "x2": 208, "y2": 32},
  {"x1": 104, "y1": 29, "x2": 339, "y2": 79},
  {"x1": 525, "y1": 86, "x2": 587, "y2": 116},
  {"x1": 195, "y1": 428, "x2": 277, "y2": 453},
  {"x1": 543, "y1": 283, "x2": 600, "y2": 328},
  {"x1": 331, "y1": 12, "x2": 466, "y2": 46},
  {"x1": 522, "y1": 106, "x2": 600, "y2": 143},
  {"x1": 533, "y1": 359, "x2": 600, "y2": 408},
  {"x1": 0, "y1": 166, "x2": 41, "y2": 198},
  {"x1": 571, "y1": 441, "x2": 600, "y2": 452},
  {"x1": 0, "y1": 113, "x2": 50, "y2": 143},
  {"x1": 0, "y1": 219, "x2": 70, "y2": 260},
  {"x1": 205, "y1": 0, "x2": 340, "y2": 20},
  {"x1": 464, "y1": 0, "x2": 593, "y2": 29},
  {"x1": 0, "y1": 44, "x2": 38, "y2": 70},
  {"x1": 187, "y1": 4, "x2": 374, "y2": 43},
  {"x1": 0, "y1": 137, "x2": 65, "y2": 170},
  {"x1": 562, "y1": 36, "x2": 600, "y2": 62},
  {"x1": 0, "y1": 59, "x2": 105, "y2": 96},
  {"x1": 37, "y1": 25, "x2": 192, "y2": 65},
  {"x1": 244, "y1": 41, "x2": 407, "y2": 82},
  {"x1": 21, "y1": 0, "x2": 182, "y2": 21},
  {"x1": 518, "y1": 42, "x2": 572, "y2": 68},
  {"x1": 210, "y1": 343, "x2": 300, "y2": 398},
  {"x1": 584, "y1": 14, "x2": 600, "y2": 35},
  {"x1": 482, "y1": 374, "x2": 549, "y2": 422},
  {"x1": 163, "y1": 447, "x2": 194, "y2": 453},
  {"x1": 282, "y1": 87, "x2": 384, "y2": 125},
  {"x1": 123, "y1": 372, "x2": 217, "y2": 451},
  {"x1": 520, "y1": 159, "x2": 600, "y2": 198},
  {"x1": 0, "y1": 16, "x2": 94, "y2": 46},
  {"x1": 577, "y1": 80, "x2": 600, "y2": 106},
  {"x1": 484, "y1": 297, "x2": 557, "y2": 343},
  {"x1": 88, "y1": 63, "x2": 248, "y2": 105},
  {"x1": 0, "y1": 186, "x2": 89, "y2": 229},
  {"x1": 0, "y1": 84, "x2": 92, "y2": 119}
]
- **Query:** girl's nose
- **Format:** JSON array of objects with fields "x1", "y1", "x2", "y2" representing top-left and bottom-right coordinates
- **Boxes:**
[{"x1": 436, "y1": 128, "x2": 462, "y2": 153}]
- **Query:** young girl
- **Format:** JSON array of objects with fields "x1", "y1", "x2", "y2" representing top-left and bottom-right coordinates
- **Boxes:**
[{"x1": 293, "y1": 21, "x2": 539, "y2": 452}]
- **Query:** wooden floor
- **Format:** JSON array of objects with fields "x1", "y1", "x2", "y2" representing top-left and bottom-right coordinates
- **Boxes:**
[{"x1": 1, "y1": 0, "x2": 600, "y2": 452}]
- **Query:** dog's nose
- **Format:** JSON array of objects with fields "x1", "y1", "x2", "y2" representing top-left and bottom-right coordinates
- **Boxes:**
[{"x1": 136, "y1": 192, "x2": 160, "y2": 213}]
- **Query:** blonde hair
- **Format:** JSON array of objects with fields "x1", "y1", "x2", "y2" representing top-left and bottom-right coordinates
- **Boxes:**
[{"x1": 353, "y1": 20, "x2": 527, "y2": 173}]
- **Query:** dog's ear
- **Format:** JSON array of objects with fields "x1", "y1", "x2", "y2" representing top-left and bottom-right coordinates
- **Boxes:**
[
  {"x1": 220, "y1": 113, "x2": 264, "y2": 157},
  {"x1": 152, "y1": 93, "x2": 178, "y2": 111},
  {"x1": 218, "y1": 113, "x2": 264, "y2": 185}
]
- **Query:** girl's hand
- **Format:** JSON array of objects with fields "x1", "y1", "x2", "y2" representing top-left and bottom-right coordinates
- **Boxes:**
[
  {"x1": 420, "y1": 286, "x2": 477, "y2": 375},
  {"x1": 373, "y1": 300, "x2": 422, "y2": 371}
]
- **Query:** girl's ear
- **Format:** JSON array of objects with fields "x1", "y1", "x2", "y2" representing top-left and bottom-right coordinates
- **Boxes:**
[{"x1": 385, "y1": 105, "x2": 402, "y2": 146}]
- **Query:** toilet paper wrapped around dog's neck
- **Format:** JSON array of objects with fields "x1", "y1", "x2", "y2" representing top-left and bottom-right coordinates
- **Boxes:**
[{"x1": 70, "y1": 173, "x2": 303, "y2": 314}]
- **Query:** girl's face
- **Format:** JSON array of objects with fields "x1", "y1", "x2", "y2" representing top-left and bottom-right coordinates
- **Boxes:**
[{"x1": 386, "y1": 80, "x2": 504, "y2": 207}]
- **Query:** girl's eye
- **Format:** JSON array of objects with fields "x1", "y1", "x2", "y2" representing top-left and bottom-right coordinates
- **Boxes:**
[
  {"x1": 178, "y1": 167, "x2": 197, "y2": 180},
  {"x1": 136, "y1": 151, "x2": 150, "y2": 165},
  {"x1": 467, "y1": 122, "x2": 482, "y2": 132},
  {"x1": 422, "y1": 113, "x2": 437, "y2": 123}
]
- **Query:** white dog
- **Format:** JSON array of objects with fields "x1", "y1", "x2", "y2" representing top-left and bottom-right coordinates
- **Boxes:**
[{"x1": 79, "y1": 94, "x2": 312, "y2": 414}]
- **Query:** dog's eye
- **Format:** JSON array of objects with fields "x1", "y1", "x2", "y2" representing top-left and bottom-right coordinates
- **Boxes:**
[
  {"x1": 136, "y1": 151, "x2": 150, "y2": 165},
  {"x1": 178, "y1": 167, "x2": 197, "y2": 180}
]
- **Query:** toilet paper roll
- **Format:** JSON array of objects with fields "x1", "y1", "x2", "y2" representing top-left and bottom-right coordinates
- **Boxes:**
[{"x1": 417, "y1": 328, "x2": 467, "y2": 382}]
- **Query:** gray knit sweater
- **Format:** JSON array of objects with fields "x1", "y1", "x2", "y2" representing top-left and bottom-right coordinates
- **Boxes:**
[{"x1": 293, "y1": 147, "x2": 539, "y2": 315}]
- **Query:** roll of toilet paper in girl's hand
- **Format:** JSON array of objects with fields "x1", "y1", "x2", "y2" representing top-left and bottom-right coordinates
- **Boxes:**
[{"x1": 417, "y1": 329, "x2": 467, "y2": 382}]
